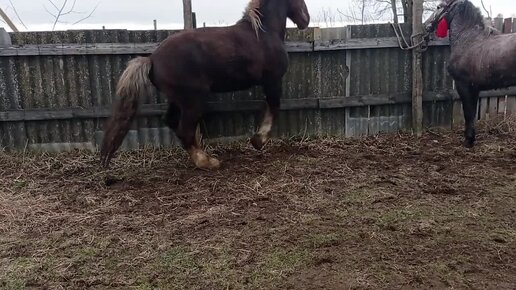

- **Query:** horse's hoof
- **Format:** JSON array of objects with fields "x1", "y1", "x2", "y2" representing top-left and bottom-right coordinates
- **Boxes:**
[
  {"x1": 199, "y1": 157, "x2": 221, "y2": 170},
  {"x1": 250, "y1": 134, "x2": 266, "y2": 150},
  {"x1": 190, "y1": 149, "x2": 221, "y2": 170},
  {"x1": 194, "y1": 157, "x2": 221, "y2": 171},
  {"x1": 208, "y1": 157, "x2": 221, "y2": 170}
]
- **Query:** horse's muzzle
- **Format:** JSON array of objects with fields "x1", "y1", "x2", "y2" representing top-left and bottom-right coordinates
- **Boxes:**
[
  {"x1": 297, "y1": 22, "x2": 309, "y2": 30},
  {"x1": 297, "y1": 11, "x2": 310, "y2": 30}
]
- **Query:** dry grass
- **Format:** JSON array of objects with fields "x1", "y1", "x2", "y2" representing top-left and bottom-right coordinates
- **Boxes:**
[
  {"x1": 1, "y1": 121, "x2": 515, "y2": 289},
  {"x1": 482, "y1": 114, "x2": 516, "y2": 135}
]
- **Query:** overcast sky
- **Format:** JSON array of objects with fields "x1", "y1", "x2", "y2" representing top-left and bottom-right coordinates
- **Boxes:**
[{"x1": 0, "y1": 0, "x2": 514, "y2": 31}]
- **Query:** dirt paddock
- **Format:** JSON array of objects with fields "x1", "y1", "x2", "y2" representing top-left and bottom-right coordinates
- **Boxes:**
[{"x1": 1, "y1": 122, "x2": 515, "y2": 289}]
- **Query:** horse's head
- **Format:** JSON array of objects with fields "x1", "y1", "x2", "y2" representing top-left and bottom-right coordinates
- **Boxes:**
[
  {"x1": 287, "y1": 0, "x2": 310, "y2": 30},
  {"x1": 424, "y1": 0, "x2": 466, "y2": 34}
]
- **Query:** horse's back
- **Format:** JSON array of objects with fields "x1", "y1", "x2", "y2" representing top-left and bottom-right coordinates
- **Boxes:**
[
  {"x1": 149, "y1": 25, "x2": 286, "y2": 93},
  {"x1": 450, "y1": 33, "x2": 516, "y2": 89}
]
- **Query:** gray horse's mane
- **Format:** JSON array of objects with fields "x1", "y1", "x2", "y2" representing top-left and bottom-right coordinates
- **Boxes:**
[{"x1": 453, "y1": 0, "x2": 501, "y2": 36}]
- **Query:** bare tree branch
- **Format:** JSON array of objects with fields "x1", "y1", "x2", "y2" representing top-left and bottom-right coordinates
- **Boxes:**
[
  {"x1": 52, "y1": 0, "x2": 68, "y2": 30},
  {"x1": 42, "y1": 0, "x2": 99, "y2": 31},
  {"x1": 72, "y1": 2, "x2": 99, "y2": 25},
  {"x1": 42, "y1": 4, "x2": 57, "y2": 18},
  {"x1": 8, "y1": 0, "x2": 28, "y2": 29},
  {"x1": 60, "y1": 0, "x2": 78, "y2": 16},
  {"x1": 47, "y1": 0, "x2": 60, "y2": 11},
  {"x1": 480, "y1": 0, "x2": 491, "y2": 18}
]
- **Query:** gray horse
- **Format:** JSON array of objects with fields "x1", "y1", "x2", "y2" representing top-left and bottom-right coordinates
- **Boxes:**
[{"x1": 425, "y1": 0, "x2": 516, "y2": 147}]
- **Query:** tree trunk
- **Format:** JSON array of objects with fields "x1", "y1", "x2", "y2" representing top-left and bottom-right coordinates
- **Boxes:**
[
  {"x1": 391, "y1": 0, "x2": 398, "y2": 24},
  {"x1": 361, "y1": 0, "x2": 366, "y2": 25},
  {"x1": 402, "y1": 0, "x2": 413, "y2": 24},
  {"x1": 411, "y1": 0, "x2": 424, "y2": 136}
]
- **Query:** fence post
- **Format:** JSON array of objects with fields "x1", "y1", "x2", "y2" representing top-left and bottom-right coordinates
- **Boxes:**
[
  {"x1": 0, "y1": 27, "x2": 11, "y2": 45},
  {"x1": 494, "y1": 17, "x2": 504, "y2": 31},
  {"x1": 411, "y1": 0, "x2": 424, "y2": 136},
  {"x1": 183, "y1": 0, "x2": 193, "y2": 30},
  {"x1": 503, "y1": 18, "x2": 513, "y2": 33}
]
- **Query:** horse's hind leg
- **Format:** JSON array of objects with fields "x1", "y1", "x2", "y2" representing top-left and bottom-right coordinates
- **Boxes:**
[
  {"x1": 166, "y1": 102, "x2": 205, "y2": 145},
  {"x1": 175, "y1": 96, "x2": 220, "y2": 170},
  {"x1": 456, "y1": 81, "x2": 479, "y2": 148},
  {"x1": 165, "y1": 103, "x2": 181, "y2": 131},
  {"x1": 251, "y1": 80, "x2": 282, "y2": 150}
]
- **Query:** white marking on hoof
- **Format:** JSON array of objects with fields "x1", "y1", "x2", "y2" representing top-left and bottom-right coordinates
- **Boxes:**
[
  {"x1": 189, "y1": 148, "x2": 220, "y2": 170},
  {"x1": 253, "y1": 106, "x2": 273, "y2": 148}
]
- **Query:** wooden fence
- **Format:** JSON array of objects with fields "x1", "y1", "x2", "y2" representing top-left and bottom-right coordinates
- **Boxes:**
[{"x1": 0, "y1": 20, "x2": 515, "y2": 152}]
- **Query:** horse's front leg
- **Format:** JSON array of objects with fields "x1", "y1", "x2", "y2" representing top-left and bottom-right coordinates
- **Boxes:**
[
  {"x1": 251, "y1": 80, "x2": 282, "y2": 150},
  {"x1": 456, "y1": 81, "x2": 479, "y2": 148}
]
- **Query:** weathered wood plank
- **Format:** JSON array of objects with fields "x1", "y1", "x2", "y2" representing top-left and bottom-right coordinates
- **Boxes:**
[
  {"x1": 2, "y1": 86, "x2": 514, "y2": 120},
  {"x1": 487, "y1": 97, "x2": 499, "y2": 118},
  {"x1": 0, "y1": 38, "x2": 453, "y2": 56},
  {"x1": 503, "y1": 18, "x2": 513, "y2": 33},
  {"x1": 494, "y1": 17, "x2": 504, "y2": 32},
  {"x1": 0, "y1": 42, "x2": 312, "y2": 56},
  {"x1": 506, "y1": 96, "x2": 516, "y2": 115},
  {"x1": 319, "y1": 91, "x2": 457, "y2": 109},
  {"x1": 452, "y1": 100, "x2": 464, "y2": 128},
  {"x1": 479, "y1": 87, "x2": 516, "y2": 98},
  {"x1": 498, "y1": 96, "x2": 507, "y2": 114},
  {"x1": 314, "y1": 38, "x2": 448, "y2": 51},
  {"x1": 285, "y1": 41, "x2": 313, "y2": 52},
  {"x1": 3, "y1": 88, "x2": 516, "y2": 123},
  {"x1": 0, "y1": 28, "x2": 11, "y2": 45},
  {"x1": 321, "y1": 93, "x2": 410, "y2": 108},
  {"x1": 0, "y1": 100, "x2": 318, "y2": 122},
  {"x1": 479, "y1": 98, "x2": 489, "y2": 120},
  {"x1": 0, "y1": 43, "x2": 159, "y2": 56},
  {"x1": 282, "y1": 98, "x2": 319, "y2": 110}
]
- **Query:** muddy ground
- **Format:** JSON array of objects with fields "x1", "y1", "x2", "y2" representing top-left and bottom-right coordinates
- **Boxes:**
[{"x1": 1, "y1": 123, "x2": 515, "y2": 289}]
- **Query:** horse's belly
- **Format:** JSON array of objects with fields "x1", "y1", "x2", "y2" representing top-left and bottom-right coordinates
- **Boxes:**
[
  {"x1": 207, "y1": 56, "x2": 263, "y2": 93},
  {"x1": 449, "y1": 51, "x2": 516, "y2": 90},
  {"x1": 472, "y1": 66, "x2": 516, "y2": 90},
  {"x1": 211, "y1": 78, "x2": 257, "y2": 93}
]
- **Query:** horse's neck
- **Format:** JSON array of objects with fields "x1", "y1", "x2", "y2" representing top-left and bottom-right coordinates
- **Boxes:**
[
  {"x1": 449, "y1": 16, "x2": 487, "y2": 49},
  {"x1": 263, "y1": 19, "x2": 287, "y2": 39},
  {"x1": 449, "y1": 3, "x2": 489, "y2": 49},
  {"x1": 261, "y1": 2, "x2": 289, "y2": 39}
]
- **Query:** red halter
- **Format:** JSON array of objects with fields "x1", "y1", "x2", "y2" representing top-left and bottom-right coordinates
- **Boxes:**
[{"x1": 436, "y1": 18, "x2": 449, "y2": 38}]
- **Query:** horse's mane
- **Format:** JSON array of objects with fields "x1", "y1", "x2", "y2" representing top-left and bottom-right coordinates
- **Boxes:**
[
  {"x1": 455, "y1": 0, "x2": 500, "y2": 36},
  {"x1": 243, "y1": 0, "x2": 264, "y2": 37}
]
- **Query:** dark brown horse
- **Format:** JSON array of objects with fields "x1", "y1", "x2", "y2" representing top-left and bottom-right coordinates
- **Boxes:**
[
  {"x1": 424, "y1": 0, "x2": 516, "y2": 147},
  {"x1": 100, "y1": 0, "x2": 310, "y2": 169}
]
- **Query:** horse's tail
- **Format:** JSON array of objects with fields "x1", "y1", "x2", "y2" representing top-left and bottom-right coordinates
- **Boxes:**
[{"x1": 100, "y1": 56, "x2": 153, "y2": 167}]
